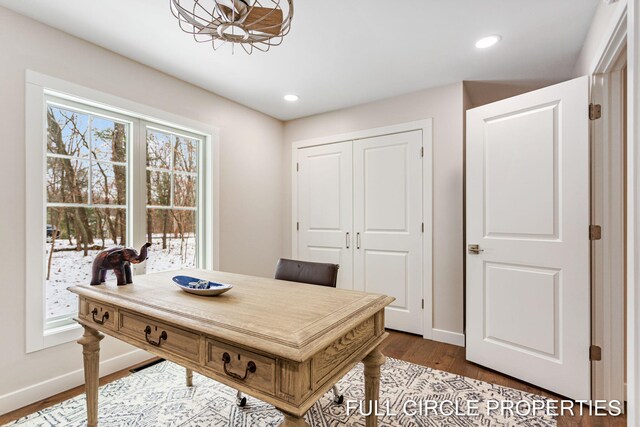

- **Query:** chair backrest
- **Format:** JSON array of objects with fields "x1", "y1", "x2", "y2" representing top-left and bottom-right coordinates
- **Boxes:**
[{"x1": 274, "y1": 258, "x2": 339, "y2": 288}]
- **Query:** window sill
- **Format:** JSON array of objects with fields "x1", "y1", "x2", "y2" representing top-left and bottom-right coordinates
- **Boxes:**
[{"x1": 40, "y1": 322, "x2": 82, "y2": 351}]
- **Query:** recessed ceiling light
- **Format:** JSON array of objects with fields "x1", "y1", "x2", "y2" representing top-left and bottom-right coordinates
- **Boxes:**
[
  {"x1": 284, "y1": 94, "x2": 299, "y2": 102},
  {"x1": 475, "y1": 35, "x2": 501, "y2": 49}
]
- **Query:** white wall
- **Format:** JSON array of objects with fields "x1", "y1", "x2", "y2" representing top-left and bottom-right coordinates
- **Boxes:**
[
  {"x1": 574, "y1": 0, "x2": 629, "y2": 76},
  {"x1": 0, "y1": 6, "x2": 284, "y2": 413},
  {"x1": 283, "y1": 83, "x2": 465, "y2": 338},
  {"x1": 463, "y1": 81, "x2": 557, "y2": 108}
]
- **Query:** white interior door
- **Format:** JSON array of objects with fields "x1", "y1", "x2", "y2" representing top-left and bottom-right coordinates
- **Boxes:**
[
  {"x1": 466, "y1": 76, "x2": 590, "y2": 399},
  {"x1": 297, "y1": 142, "x2": 353, "y2": 289},
  {"x1": 353, "y1": 131, "x2": 423, "y2": 335}
]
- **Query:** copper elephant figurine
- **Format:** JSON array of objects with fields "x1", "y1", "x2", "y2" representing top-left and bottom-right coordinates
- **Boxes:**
[{"x1": 90, "y1": 243, "x2": 152, "y2": 286}]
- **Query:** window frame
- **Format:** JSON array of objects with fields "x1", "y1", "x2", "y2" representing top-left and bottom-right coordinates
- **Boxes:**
[{"x1": 26, "y1": 71, "x2": 219, "y2": 353}]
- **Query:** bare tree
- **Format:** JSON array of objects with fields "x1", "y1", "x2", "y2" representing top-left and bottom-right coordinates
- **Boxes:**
[
  {"x1": 47, "y1": 108, "x2": 94, "y2": 255},
  {"x1": 46, "y1": 209, "x2": 61, "y2": 280}
]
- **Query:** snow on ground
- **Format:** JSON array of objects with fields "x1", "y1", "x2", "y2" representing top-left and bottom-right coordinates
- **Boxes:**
[
  {"x1": 146, "y1": 236, "x2": 196, "y2": 274},
  {"x1": 46, "y1": 236, "x2": 195, "y2": 320}
]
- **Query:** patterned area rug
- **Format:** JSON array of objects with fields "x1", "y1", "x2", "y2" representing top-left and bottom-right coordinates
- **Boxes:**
[{"x1": 7, "y1": 358, "x2": 556, "y2": 426}]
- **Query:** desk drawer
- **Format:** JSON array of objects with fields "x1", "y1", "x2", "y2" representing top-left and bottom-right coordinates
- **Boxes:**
[
  {"x1": 205, "y1": 339, "x2": 275, "y2": 395},
  {"x1": 119, "y1": 311, "x2": 199, "y2": 361},
  {"x1": 82, "y1": 299, "x2": 116, "y2": 331}
]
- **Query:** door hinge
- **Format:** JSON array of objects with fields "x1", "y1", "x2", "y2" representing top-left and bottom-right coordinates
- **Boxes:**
[
  {"x1": 589, "y1": 225, "x2": 602, "y2": 241},
  {"x1": 589, "y1": 103, "x2": 602, "y2": 120},
  {"x1": 420, "y1": 147, "x2": 424, "y2": 158},
  {"x1": 421, "y1": 299, "x2": 424, "y2": 309},
  {"x1": 590, "y1": 345, "x2": 602, "y2": 361},
  {"x1": 296, "y1": 162, "x2": 299, "y2": 172},
  {"x1": 296, "y1": 222, "x2": 299, "y2": 231},
  {"x1": 421, "y1": 222, "x2": 424, "y2": 232}
]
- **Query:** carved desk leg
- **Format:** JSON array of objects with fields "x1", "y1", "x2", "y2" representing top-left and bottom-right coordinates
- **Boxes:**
[
  {"x1": 185, "y1": 368, "x2": 193, "y2": 387},
  {"x1": 363, "y1": 345, "x2": 386, "y2": 427},
  {"x1": 279, "y1": 412, "x2": 310, "y2": 427},
  {"x1": 78, "y1": 326, "x2": 104, "y2": 427}
]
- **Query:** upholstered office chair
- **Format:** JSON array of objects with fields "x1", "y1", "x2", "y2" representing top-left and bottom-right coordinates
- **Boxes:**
[
  {"x1": 274, "y1": 258, "x2": 339, "y2": 288},
  {"x1": 233, "y1": 258, "x2": 343, "y2": 407}
]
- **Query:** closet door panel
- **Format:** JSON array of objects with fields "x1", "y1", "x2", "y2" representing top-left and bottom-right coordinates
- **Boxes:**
[
  {"x1": 297, "y1": 142, "x2": 353, "y2": 289},
  {"x1": 353, "y1": 131, "x2": 423, "y2": 334}
]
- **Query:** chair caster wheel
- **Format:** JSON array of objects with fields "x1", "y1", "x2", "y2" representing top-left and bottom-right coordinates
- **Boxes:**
[
  {"x1": 237, "y1": 396, "x2": 247, "y2": 407},
  {"x1": 333, "y1": 395, "x2": 344, "y2": 404}
]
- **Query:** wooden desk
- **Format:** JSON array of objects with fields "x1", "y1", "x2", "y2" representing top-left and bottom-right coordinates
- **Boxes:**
[{"x1": 69, "y1": 269, "x2": 394, "y2": 427}]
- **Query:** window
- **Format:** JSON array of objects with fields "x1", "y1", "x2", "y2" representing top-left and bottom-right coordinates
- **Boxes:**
[
  {"x1": 26, "y1": 71, "x2": 218, "y2": 351},
  {"x1": 45, "y1": 104, "x2": 130, "y2": 324},
  {"x1": 145, "y1": 127, "x2": 199, "y2": 273},
  {"x1": 44, "y1": 101, "x2": 208, "y2": 325}
]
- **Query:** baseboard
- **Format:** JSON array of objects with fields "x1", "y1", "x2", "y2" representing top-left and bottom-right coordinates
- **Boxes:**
[
  {"x1": 431, "y1": 328, "x2": 466, "y2": 347},
  {"x1": 0, "y1": 349, "x2": 151, "y2": 416}
]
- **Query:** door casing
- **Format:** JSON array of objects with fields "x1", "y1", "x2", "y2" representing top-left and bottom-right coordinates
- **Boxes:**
[{"x1": 590, "y1": 18, "x2": 628, "y2": 409}]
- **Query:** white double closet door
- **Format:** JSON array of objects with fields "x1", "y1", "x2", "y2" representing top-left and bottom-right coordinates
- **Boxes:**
[{"x1": 296, "y1": 131, "x2": 424, "y2": 334}]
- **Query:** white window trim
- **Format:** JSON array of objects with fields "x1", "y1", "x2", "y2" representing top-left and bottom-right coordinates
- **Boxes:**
[{"x1": 25, "y1": 70, "x2": 220, "y2": 353}]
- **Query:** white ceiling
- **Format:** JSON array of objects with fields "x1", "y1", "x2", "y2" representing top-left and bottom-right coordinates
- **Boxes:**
[{"x1": 0, "y1": 0, "x2": 599, "y2": 120}]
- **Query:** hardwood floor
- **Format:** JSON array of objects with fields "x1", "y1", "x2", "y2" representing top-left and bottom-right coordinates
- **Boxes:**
[{"x1": 0, "y1": 330, "x2": 627, "y2": 426}]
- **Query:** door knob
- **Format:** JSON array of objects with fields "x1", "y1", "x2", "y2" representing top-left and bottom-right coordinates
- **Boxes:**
[{"x1": 468, "y1": 244, "x2": 484, "y2": 255}]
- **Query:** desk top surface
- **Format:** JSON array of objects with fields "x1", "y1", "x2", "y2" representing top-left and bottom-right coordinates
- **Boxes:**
[{"x1": 69, "y1": 269, "x2": 393, "y2": 360}]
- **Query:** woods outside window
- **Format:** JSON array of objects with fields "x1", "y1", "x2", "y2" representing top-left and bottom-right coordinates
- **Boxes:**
[{"x1": 45, "y1": 103, "x2": 130, "y2": 325}]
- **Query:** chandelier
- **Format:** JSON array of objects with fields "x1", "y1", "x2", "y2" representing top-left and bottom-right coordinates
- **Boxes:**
[{"x1": 170, "y1": 0, "x2": 294, "y2": 54}]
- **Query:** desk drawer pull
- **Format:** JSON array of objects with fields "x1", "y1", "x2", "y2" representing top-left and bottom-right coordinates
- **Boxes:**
[
  {"x1": 91, "y1": 308, "x2": 109, "y2": 325},
  {"x1": 144, "y1": 326, "x2": 168, "y2": 347},
  {"x1": 222, "y1": 352, "x2": 256, "y2": 381}
]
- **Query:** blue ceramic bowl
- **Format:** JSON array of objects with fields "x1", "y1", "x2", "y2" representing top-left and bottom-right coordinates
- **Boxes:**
[{"x1": 172, "y1": 275, "x2": 232, "y2": 296}]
